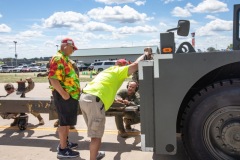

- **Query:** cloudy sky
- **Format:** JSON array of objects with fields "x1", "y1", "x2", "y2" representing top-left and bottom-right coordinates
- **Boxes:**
[{"x1": 0, "y1": 0, "x2": 238, "y2": 58}]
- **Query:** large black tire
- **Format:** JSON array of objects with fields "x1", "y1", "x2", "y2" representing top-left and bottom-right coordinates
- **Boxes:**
[{"x1": 181, "y1": 79, "x2": 240, "y2": 160}]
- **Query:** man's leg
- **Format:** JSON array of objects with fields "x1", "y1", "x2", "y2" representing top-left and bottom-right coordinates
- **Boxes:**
[
  {"x1": 115, "y1": 115, "x2": 128, "y2": 138},
  {"x1": 115, "y1": 115, "x2": 125, "y2": 132},
  {"x1": 31, "y1": 111, "x2": 45, "y2": 125},
  {"x1": 90, "y1": 138, "x2": 101, "y2": 160},
  {"x1": 124, "y1": 112, "x2": 140, "y2": 131},
  {"x1": 58, "y1": 126, "x2": 69, "y2": 149}
]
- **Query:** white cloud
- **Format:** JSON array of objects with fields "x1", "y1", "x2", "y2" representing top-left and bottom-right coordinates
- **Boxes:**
[
  {"x1": 118, "y1": 25, "x2": 158, "y2": 34},
  {"x1": 189, "y1": 19, "x2": 198, "y2": 24},
  {"x1": 0, "y1": 24, "x2": 11, "y2": 33},
  {"x1": 42, "y1": 11, "x2": 89, "y2": 28},
  {"x1": 205, "y1": 15, "x2": 217, "y2": 19},
  {"x1": 163, "y1": 0, "x2": 174, "y2": 4},
  {"x1": 135, "y1": 1, "x2": 146, "y2": 6},
  {"x1": 95, "y1": 0, "x2": 136, "y2": 4},
  {"x1": 159, "y1": 22, "x2": 167, "y2": 27},
  {"x1": 191, "y1": 0, "x2": 229, "y2": 13},
  {"x1": 196, "y1": 35, "x2": 232, "y2": 51},
  {"x1": 83, "y1": 21, "x2": 116, "y2": 32},
  {"x1": 87, "y1": 5, "x2": 153, "y2": 23},
  {"x1": 171, "y1": 0, "x2": 228, "y2": 17},
  {"x1": 17, "y1": 30, "x2": 43, "y2": 37},
  {"x1": 196, "y1": 19, "x2": 232, "y2": 36},
  {"x1": 171, "y1": 6, "x2": 192, "y2": 17},
  {"x1": 0, "y1": 14, "x2": 2, "y2": 18}
]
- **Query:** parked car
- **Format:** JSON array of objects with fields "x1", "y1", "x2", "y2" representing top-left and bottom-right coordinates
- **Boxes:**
[
  {"x1": 77, "y1": 64, "x2": 88, "y2": 71},
  {"x1": 40, "y1": 66, "x2": 48, "y2": 72},
  {"x1": 1, "y1": 66, "x2": 15, "y2": 73},
  {"x1": 93, "y1": 60, "x2": 116, "y2": 72},
  {"x1": 29, "y1": 66, "x2": 40, "y2": 72},
  {"x1": 20, "y1": 66, "x2": 30, "y2": 72},
  {"x1": 88, "y1": 63, "x2": 94, "y2": 71},
  {"x1": 12, "y1": 65, "x2": 27, "y2": 72}
]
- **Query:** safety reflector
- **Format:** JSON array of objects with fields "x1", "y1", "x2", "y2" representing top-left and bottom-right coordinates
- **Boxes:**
[{"x1": 162, "y1": 48, "x2": 173, "y2": 53}]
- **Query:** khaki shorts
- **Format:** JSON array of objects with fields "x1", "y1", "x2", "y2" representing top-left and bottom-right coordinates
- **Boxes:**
[{"x1": 79, "y1": 93, "x2": 105, "y2": 138}]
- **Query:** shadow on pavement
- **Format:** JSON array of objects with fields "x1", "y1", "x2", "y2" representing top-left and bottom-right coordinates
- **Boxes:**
[{"x1": 0, "y1": 127, "x2": 84, "y2": 154}]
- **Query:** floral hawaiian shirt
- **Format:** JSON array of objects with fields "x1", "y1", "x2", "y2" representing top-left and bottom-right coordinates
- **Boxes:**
[{"x1": 48, "y1": 51, "x2": 80, "y2": 100}]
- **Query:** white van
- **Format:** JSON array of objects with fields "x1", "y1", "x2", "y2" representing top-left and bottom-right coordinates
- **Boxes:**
[
  {"x1": 93, "y1": 60, "x2": 116, "y2": 72},
  {"x1": 1, "y1": 66, "x2": 15, "y2": 73}
]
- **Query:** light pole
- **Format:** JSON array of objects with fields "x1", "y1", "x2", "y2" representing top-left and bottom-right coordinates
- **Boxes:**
[
  {"x1": 13, "y1": 41, "x2": 17, "y2": 66},
  {"x1": 56, "y1": 44, "x2": 59, "y2": 51}
]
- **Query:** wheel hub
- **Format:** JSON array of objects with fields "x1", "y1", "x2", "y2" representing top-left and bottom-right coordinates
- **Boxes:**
[
  {"x1": 204, "y1": 106, "x2": 240, "y2": 159},
  {"x1": 222, "y1": 123, "x2": 240, "y2": 151}
]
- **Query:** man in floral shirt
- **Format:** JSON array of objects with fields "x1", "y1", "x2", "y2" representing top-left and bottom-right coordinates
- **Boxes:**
[{"x1": 48, "y1": 38, "x2": 80, "y2": 159}]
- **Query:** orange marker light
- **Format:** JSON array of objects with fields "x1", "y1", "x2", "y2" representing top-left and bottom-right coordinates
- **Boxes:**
[{"x1": 162, "y1": 48, "x2": 173, "y2": 53}]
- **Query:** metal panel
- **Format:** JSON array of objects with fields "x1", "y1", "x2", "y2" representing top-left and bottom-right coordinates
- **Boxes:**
[
  {"x1": 160, "y1": 32, "x2": 175, "y2": 53},
  {"x1": 139, "y1": 61, "x2": 154, "y2": 151},
  {"x1": 0, "y1": 97, "x2": 53, "y2": 113},
  {"x1": 152, "y1": 51, "x2": 240, "y2": 155},
  {"x1": 233, "y1": 4, "x2": 240, "y2": 50}
]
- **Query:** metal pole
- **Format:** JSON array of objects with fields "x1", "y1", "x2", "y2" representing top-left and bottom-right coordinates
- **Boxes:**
[{"x1": 13, "y1": 41, "x2": 17, "y2": 66}]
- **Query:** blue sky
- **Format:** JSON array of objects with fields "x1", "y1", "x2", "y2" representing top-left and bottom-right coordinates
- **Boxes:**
[{"x1": 0, "y1": 0, "x2": 238, "y2": 58}]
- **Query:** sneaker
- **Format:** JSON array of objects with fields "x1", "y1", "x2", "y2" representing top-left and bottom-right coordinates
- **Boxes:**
[
  {"x1": 96, "y1": 151, "x2": 105, "y2": 160},
  {"x1": 38, "y1": 118, "x2": 45, "y2": 125},
  {"x1": 57, "y1": 141, "x2": 78, "y2": 151},
  {"x1": 125, "y1": 128, "x2": 140, "y2": 133},
  {"x1": 37, "y1": 115, "x2": 45, "y2": 125},
  {"x1": 57, "y1": 147, "x2": 79, "y2": 159},
  {"x1": 67, "y1": 141, "x2": 78, "y2": 149},
  {"x1": 10, "y1": 118, "x2": 18, "y2": 127},
  {"x1": 125, "y1": 128, "x2": 140, "y2": 136},
  {"x1": 118, "y1": 130, "x2": 128, "y2": 138},
  {"x1": 54, "y1": 120, "x2": 59, "y2": 127}
]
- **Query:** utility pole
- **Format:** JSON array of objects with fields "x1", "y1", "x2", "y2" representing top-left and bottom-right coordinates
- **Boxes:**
[{"x1": 13, "y1": 41, "x2": 17, "y2": 66}]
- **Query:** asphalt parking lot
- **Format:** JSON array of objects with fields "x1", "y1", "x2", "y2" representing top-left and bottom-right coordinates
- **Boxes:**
[{"x1": 0, "y1": 82, "x2": 188, "y2": 160}]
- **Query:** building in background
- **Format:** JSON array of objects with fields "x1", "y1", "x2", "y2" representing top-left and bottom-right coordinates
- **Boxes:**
[{"x1": 71, "y1": 46, "x2": 159, "y2": 64}]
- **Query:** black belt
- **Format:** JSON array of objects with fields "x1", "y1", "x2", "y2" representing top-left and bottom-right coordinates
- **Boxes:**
[{"x1": 96, "y1": 96, "x2": 100, "y2": 102}]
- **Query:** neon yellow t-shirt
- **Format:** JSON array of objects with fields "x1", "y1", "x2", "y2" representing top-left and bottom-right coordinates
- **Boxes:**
[{"x1": 83, "y1": 65, "x2": 129, "y2": 111}]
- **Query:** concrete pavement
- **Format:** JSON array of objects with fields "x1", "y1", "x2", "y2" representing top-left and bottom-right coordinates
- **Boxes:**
[{"x1": 0, "y1": 82, "x2": 188, "y2": 160}]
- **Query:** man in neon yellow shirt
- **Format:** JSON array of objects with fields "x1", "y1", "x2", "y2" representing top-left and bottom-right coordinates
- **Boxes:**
[{"x1": 80, "y1": 54, "x2": 146, "y2": 160}]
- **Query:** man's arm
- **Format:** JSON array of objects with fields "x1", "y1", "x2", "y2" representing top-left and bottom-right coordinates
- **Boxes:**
[
  {"x1": 115, "y1": 89, "x2": 126, "y2": 103},
  {"x1": 128, "y1": 54, "x2": 145, "y2": 76},
  {"x1": 49, "y1": 78, "x2": 70, "y2": 100},
  {"x1": 25, "y1": 78, "x2": 35, "y2": 93},
  {"x1": 131, "y1": 92, "x2": 140, "y2": 105}
]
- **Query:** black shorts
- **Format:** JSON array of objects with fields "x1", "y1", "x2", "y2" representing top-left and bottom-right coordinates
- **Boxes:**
[{"x1": 52, "y1": 90, "x2": 78, "y2": 126}]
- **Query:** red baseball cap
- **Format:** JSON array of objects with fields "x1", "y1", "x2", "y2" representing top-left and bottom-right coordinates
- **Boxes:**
[
  {"x1": 61, "y1": 38, "x2": 78, "y2": 50},
  {"x1": 116, "y1": 59, "x2": 128, "y2": 66}
]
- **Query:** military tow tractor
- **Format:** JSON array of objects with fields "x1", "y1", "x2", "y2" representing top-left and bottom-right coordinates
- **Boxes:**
[
  {"x1": 139, "y1": 4, "x2": 240, "y2": 160},
  {"x1": 0, "y1": 79, "x2": 138, "y2": 130}
]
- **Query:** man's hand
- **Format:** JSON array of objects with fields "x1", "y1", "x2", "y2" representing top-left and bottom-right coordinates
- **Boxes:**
[
  {"x1": 26, "y1": 77, "x2": 33, "y2": 83},
  {"x1": 61, "y1": 91, "x2": 70, "y2": 100},
  {"x1": 116, "y1": 98, "x2": 130, "y2": 105},
  {"x1": 122, "y1": 100, "x2": 130, "y2": 105}
]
